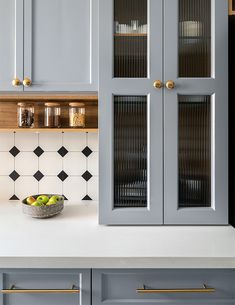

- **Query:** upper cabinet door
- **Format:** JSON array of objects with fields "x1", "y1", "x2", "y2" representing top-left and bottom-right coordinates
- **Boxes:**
[
  {"x1": 0, "y1": 0, "x2": 23, "y2": 91},
  {"x1": 23, "y1": 0, "x2": 98, "y2": 92},
  {"x1": 99, "y1": 0, "x2": 164, "y2": 224},
  {"x1": 164, "y1": 0, "x2": 228, "y2": 224}
]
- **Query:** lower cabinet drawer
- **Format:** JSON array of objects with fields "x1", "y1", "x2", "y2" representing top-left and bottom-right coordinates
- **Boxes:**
[
  {"x1": 0, "y1": 269, "x2": 90, "y2": 305},
  {"x1": 92, "y1": 269, "x2": 235, "y2": 305}
]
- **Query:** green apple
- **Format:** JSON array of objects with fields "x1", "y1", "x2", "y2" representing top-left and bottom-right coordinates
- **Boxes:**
[
  {"x1": 31, "y1": 201, "x2": 44, "y2": 207},
  {"x1": 26, "y1": 196, "x2": 36, "y2": 205},
  {"x1": 36, "y1": 195, "x2": 49, "y2": 205},
  {"x1": 46, "y1": 195, "x2": 60, "y2": 205}
]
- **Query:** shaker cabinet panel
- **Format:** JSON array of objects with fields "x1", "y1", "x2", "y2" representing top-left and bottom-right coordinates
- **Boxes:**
[
  {"x1": 0, "y1": 269, "x2": 90, "y2": 305},
  {"x1": 24, "y1": 0, "x2": 98, "y2": 92}
]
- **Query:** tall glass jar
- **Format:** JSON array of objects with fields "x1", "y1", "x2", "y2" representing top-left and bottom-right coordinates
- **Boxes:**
[
  {"x1": 44, "y1": 103, "x2": 61, "y2": 128},
  {"x1": 69, "y1": 102, "x2": 86, "y2": 128},
  {"x1": 17, "y1": 103, "x2": 34, "y2": 128}
]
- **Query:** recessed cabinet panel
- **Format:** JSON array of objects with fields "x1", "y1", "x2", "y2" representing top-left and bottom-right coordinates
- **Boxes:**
[
  {"x1": 114, "y1": 0, "x2": 148, "y2": 78},
  {"x1": 114, "y1": 96, "x2": 147, "y2": 208},
  {"x1": 179, "y1": 0, "x2": 211, "y2": 77},
  {"x1": 178, "y1": 96, "x2": 211, "y2": 208}
]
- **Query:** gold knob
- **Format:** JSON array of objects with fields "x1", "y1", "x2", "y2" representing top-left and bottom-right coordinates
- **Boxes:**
[
  {"x1": 23, "y1": 77, "x2": 32, "y2": 87},
  {"x1": 166, "y1": 80, "x2": 175, "y2": 90},
  {"x1": 12, "y1": 78, "x2": 21, "y2": 87},
  {"x1": 153, "y1": 80, "x2": 163, "y2": 89}
]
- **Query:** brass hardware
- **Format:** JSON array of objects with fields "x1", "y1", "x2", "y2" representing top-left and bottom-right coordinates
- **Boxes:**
[
  {"x1": 23, "y1": 78, "x2": 32, "y2": 87},
  {"x1": 1, "y1": 285, "x2": 80, "y2": 294},
  {"x1": 136, "y1": 284, "x2": 215, "y2": 294},
  {"x1": 229, "y1": 0, "x2": 235, "y2": 15},
  {"x1": 12, "y1": 78, "x2": 21, "y2": 87},
  {"x1": 165, "y1": 80, "x2": 175, "y2": 90},
  {"x1": 153, "y1": 80, "x2": 163, "y2": 89}
]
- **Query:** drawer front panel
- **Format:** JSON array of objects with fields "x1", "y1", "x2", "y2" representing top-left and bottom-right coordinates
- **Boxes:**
[
  {"x1": 0, "y1": 269, "x2": 90, "y2": 305},
  {"x1": 93, "y1": 269, "x2": 235, "y2": 305}
]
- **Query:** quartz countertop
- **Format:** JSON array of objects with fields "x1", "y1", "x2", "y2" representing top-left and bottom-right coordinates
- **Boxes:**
[{"x1": 0, "y1": 201, "x2": 235, "y2": 269}]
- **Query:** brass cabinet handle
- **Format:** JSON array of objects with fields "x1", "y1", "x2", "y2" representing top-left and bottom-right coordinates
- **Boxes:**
[
  {"x1": 153, "y1": 80, "x2": 163, "y2": 89},
  {"x1": 1, "y1": 285, "x2": 80, "y2": 294},
  {"x1": 136, "y1": 284, "x2": 215, "y2": 294},
  {"x1": 23, "y1": 77, "x2": 32, "y2": 87},
  {"x1": 165, "y1": 80, "x2": 175, "y2": 90},
  {"x1": 12, "y1": 78, "x2": 21, "y2": 87}
]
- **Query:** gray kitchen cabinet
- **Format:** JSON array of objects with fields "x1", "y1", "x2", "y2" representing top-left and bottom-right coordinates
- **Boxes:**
[
  {"x1": 92, "y1": 269, "x2": 235, "y2": 305},
  {"x1": 0, "y1": 0, "x2": 98, "y2": 92},
  {"x1": 99, "y1": 0, "x2": 228, "y2": 225},
  {"x1": 0, "y1": 269, "x2": 90, "y2": 305}
]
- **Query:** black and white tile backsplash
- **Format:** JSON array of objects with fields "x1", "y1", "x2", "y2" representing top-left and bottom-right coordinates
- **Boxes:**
[{"x1": 0, "y1": 132, "x2": 98, "y2": 202}]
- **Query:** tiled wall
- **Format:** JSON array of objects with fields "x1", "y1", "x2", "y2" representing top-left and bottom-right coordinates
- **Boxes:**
[{"x1": 0, "y1": 132, "x2": 98, "y2": 202}]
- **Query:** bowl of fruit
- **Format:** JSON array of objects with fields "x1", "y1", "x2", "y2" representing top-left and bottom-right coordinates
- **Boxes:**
[{"x1": 22, "y1": 194, "x2": 64, "y2": 218}]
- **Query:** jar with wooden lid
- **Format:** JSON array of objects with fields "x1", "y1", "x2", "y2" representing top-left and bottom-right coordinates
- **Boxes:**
[
  {"x1": 17, "y1": 102, "x2": 34, "y2": 128},
  {"x1": 69, "y1": 102, "x2": 86, "y2": 128},
  {"x1": 44, "y1": 103, "x2": 61, "y2": 128}
]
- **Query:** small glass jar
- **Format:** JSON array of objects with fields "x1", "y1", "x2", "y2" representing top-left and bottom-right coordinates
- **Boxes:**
[
  {"x1": 17, "y1": 103, "x2": 34, "y2": 128},
  {"x1": 44, "y1": 102, "x2": 61, "y2": 128},
  {"x1": 69, "y1": 102, "x2": 86, "y2": 128}
]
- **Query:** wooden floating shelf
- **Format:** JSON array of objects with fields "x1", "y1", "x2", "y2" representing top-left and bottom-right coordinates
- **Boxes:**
[
  {"x1": 114, "y1": 33, "x2": 147, "y2": 37},
  {"x1": 0, "y1": 94, "x2": 98, "y2": 101},
  {"x1": 0, "y1": 128, "x2": 98, "y2": 133}
]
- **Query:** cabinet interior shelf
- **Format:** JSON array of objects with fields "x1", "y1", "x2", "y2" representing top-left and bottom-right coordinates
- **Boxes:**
[
  {"x1": 0, "y1": 128, "x2": 98, "y2": 133},
  {"x1": 114, "y1": 33, "x2": 147, "y2": 37}
]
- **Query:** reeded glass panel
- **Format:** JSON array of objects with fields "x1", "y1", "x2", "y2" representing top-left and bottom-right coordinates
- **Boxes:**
[
  {"x1": 114, "y1": 0, "x2": 147, "y2": 78},
  {"x1": 114, "y1": 96, "x2": 147, "y2": 208},
  {"x1": 178, "y1": 96, "x2": 211, "y2": 208},
  {"x1": 179, "y1": 0, "x2": 211, "y2": 77}
]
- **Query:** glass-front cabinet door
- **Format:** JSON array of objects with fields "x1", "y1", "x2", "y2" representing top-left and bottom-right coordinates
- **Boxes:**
[
  {"x1": 99, "y1": 0, "x2": 228, "y2": 225},
  {"x1": 164, "y1": 0, "x2": 228, "y2": 224},
  {"x1": 99, "y1": 0, "x2": 164, "y2": 224}
]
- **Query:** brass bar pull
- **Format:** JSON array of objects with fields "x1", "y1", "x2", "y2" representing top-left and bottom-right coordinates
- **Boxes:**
[
  {"x1": 1, "y1": 285, "x2": 80, "y2": 294},
  {"x1": 136, "y1": 284, "x2": 215, "y2": 294}
]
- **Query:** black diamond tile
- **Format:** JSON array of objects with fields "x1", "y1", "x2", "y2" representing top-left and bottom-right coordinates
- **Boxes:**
[
  {"x1": 33, "y1": 170, "x2": 44, "y2": 181},
  {"x1": 9, "y1": 170, "x2": 20, "y2": 181},
  {"x1": 9, "y1": 146, "x2": 20, "y2": 157},
  {"x1": 82, "y1": 146, "x2": 93, "y2": 157},
  {"x1": 57, "y1": 146, "x2": 68, "y2": 157},
  {"x1": 82, "y1": 171, "x2": 92, "y2": 181},
  {"x1": 34, "y1": 146, "x2": 44, "y2": 157},
  {"x1": 82, "y1": 195, "x2": 92, "y2": 201},
  {"x1": 62, "y1": 195, "x2": 68, "y2": 200},
  {"x1": 58, "y1": 171, "x2": 68, "y2": 181},
  {"x1": 9, "y1": 195, "x2": 20, "y2": 200}
]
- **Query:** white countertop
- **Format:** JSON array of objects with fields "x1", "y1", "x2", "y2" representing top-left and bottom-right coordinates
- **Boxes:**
[{"x1": 1, "y1": 201, "x2": 235, "y2": 268}]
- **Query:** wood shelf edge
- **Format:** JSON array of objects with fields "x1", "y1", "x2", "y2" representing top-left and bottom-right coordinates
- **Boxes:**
[{"x1": 0, "y1": 128, "x2": 98, "y2": 133}]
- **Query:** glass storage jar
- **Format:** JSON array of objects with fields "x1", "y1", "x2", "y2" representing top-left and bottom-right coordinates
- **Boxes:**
[
  {"x1": 69, "y1": 102, "x2": 86, "y2": 127},
  {"x1": 17, "y1": 103, "x2": 34, "y2": 128},
  {"x1": 44, "y1": 102, "x2": 61, "y2": 128}
]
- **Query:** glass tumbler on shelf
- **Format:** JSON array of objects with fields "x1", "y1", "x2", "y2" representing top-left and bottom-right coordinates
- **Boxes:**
[
  {"x1": 17, "y1": 103, "x2": 34, "y2": 128},
  {"x1": 69, "y1": 102, "x2": 86, "y2": 128},
  {"x1": 44, "y1": 102, "x2": 61, "y2": 128}
]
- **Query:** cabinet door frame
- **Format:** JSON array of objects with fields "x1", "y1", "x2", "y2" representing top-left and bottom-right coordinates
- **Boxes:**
[
  {"x1": 164, "y1": 0, "x2": 228, "y2": 224},
  {"x1": 23, "y1": 0, "x2": 98, "y2": 92},
  {"x1": 99, "y1": 0, "x2": 164, "y2": 225}
]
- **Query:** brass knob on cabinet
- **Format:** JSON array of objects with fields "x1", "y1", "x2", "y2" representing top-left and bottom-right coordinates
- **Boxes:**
[
  {"x1": 165, "y1": 80, "x2": 175, "y2": 90},
  {"x1": 23, "y1": 78, "x2": 32, "y2": 87},
  {"x1": 12, "y1": 78, "x2": 21, "y2": 87},
  {"x1": 153, "y1": 80, "x2": 163, "y2": 89}
]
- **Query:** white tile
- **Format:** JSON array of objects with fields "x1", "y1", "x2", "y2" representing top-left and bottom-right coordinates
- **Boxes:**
[
  {"x1": 87, "y1": 132, "x2": 98, "y2": 151},
  {"x1": 15, "y1": 132, "x2": 38, "y2": 151},
  {"x1": 63, "y1": 152, "x2": 86, "y2": 176},
  {"x1": 0, "y1": 132, "x2": 14, "y2": 151},
  {"x1": 0, "y1": 152, "x2": 14, "y2": 175},
  {"x1": 63, "y1": 132, "x2": 86, "y2": 151},
  {"x1": 87, "y1": 176, "x2": 99, "y2": 201},
  {"x1": 0, "y1": 177, "x2": 14, "y2": 200},
  {"x1": 63, "y1": 177, "x2": 86, "y2": 202},
  {"x1": 15, "y1": 152, "x2": 38, "y2": 176},
  {"x1": 87, "y1": 152, "x2": 99, "y2": 176},
  {"x1": 39, "y1": 132, "x2": 63, "y2": 151},
  {"x1": 39, "y1": 152, "x2": 62, "y2": 176},
  {"x1": 39, "y1": 176, "x2": 62, "y2": 195},
  {"x1": 15, "y1": 176, "x2": 38, "y2": 201}
]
